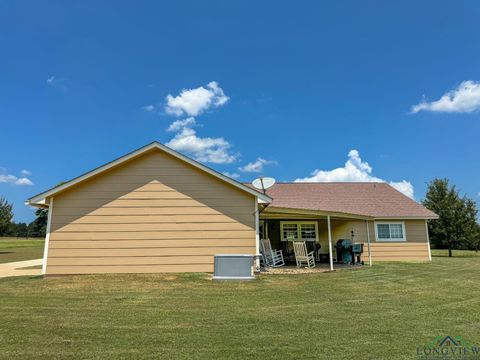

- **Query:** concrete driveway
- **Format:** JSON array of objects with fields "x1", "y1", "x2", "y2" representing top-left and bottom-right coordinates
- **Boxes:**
[{"x1": 0, "y1": 259, "x2": 42, "y2": 278}]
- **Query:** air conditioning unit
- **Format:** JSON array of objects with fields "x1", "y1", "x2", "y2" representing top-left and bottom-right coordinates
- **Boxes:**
[{"x1": 213, "y1": 254, "x2": 254, "y2": 280}]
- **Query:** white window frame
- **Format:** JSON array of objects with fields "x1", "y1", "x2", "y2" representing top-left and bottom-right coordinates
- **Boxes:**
[
  {"x1": 374, "y1": 221, "x2": 407, "y2": 242},
  {"x1": 280, "y1": 221, "x2": 319, "y2": 242}
]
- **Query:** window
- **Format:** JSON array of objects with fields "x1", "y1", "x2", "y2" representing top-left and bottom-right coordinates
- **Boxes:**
[
  {"x1": 281, "y1": 222, "x2": 318, "y2": 242},
  {"x1": 375, "y1": 222, "x2": 406, "y2": 241}
]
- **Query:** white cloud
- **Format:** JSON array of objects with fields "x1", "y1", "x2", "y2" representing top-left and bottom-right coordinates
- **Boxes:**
[
  {"x1": 166, "y1": 127, "x2": 236, "y2": 164},
  {"x1": 165, "y1": 81, "x2": 229, "y2": 117},
  {"x1": 0, "y1": 171, "x2": 34, "y2": 186},
  {"x1": 294, "y1": 149, "x2": 414, "y2": 198},
  {"x1": 47, "y1": 76, "x2": 55, "y2": 84},
  {"x1": 239, "y1": 158, "x2": 276, "y2": 173},
  {"x1": 142, "y1": 105, "x2": 156, "y2": 112},
  {"x1": 20, "y1": 169, "x2": 32, "y2": 176},
  {"x1": 0, "y1": 174, "x2": 18, "y2": 183},
  {"x1": 223, "y1": 172, "x2": 240, "y2": 179},
  {"x1": 167, "y1": 117, "x2": 196, "y2": 132},
  {"x1": 15, "y1": 177, "x2": 34, "y2": 186},
  {"x1": 411, "y1": 80, "x2": 480, "y2": 114}
]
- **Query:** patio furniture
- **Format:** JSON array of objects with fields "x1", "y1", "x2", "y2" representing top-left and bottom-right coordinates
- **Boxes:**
[
  {"x1": 260, "y1": 239, "x2": 285, "y2": 267},
  {"x1": 293, "y1": 241, "x2": 316, "y2": 268}
]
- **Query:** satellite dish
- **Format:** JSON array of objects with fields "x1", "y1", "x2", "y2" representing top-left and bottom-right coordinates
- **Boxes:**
[{"x1": 252, "y1": 177, "x2": 276, "y2": 193}]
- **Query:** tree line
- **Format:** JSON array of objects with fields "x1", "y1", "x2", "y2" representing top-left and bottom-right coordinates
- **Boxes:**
[{"x1": 0, "y1": 197, "x2": 47, "y2": 238}]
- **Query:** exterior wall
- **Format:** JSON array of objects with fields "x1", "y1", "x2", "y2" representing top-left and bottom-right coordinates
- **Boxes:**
[
  {"x1": 46, "y1": 149, "x2": 256, "y2": 275},
  {"x1": 263, "y1": 217, "x2": 430, "y2": 262}
]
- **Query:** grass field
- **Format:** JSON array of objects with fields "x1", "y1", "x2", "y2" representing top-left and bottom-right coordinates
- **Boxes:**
[
  {"x1": 0, "y1": 252, "x2": 479, "y2": 359},
  {"x1": 0, "y1": 238, "x2": 44, "y2": 264}
]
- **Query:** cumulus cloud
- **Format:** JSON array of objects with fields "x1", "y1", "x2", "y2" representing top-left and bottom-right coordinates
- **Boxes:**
[
  {"x1": 166, "y1": 117, "x2": 196, "y2": 132},
  {"x1": 239, "y1": 158, "x2": 276, "y2": 173},
  {"x1": 166, "y1": 127, "x2": 237, "y2": 164},
  {"x1": 294, "y1": 150, "x2": 414, "y2": 198},
  {"x1": 0, "y1": 170, "x2": 34, "y2": 186},
  {"x1": 20, "y1": 169, "x2": 32, "y2": 176},
  {"x1": 411, "y1": 80, "x2": 480, "y2": 114},
  {"x1": 165, "y1": 81, "x2": 229, "y2": 117},
  {"x1": 223, "y1": 172, "x2": 240, "y2": 179}
]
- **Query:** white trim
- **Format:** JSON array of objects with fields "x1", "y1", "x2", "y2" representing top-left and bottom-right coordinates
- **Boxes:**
[
  {"x1": 280, "y1": 221, "x2": 319, "y2": 242},
  {"x1": 327, "y1": 215, "x2": 334, "y2": 271},
  {"x1": 425, "y1": 220, "x2": 432, "y2": 262},
  {"x1": 366, "y1": 220, "x2": 372, "y2": 267},
  {"x1": 254, "y1": 199, "x2": 260, "y2": 270},
  {"x1": 374, "y1": 221, "x2": 407, "y2": 242},
  {"x1": 42, "y1": 197, "x2": 54, "y2": 275},
  {"x1": 27, "y1": 141, "x2": 272, "y2": 206}
]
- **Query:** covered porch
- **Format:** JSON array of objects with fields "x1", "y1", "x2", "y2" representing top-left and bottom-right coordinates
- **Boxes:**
[{"x1": 258, "y1": 206, "x2": 375, "y2": 271}]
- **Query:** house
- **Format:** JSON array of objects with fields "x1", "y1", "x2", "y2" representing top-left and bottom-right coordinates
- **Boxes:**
[{"x1": 27, "y1": 142, "x2": 438, "y2": 275}]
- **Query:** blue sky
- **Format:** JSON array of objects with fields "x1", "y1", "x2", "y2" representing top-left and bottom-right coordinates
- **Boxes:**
[{"x1": 1, "y1": 1, "x2": 479, "y2": 222}]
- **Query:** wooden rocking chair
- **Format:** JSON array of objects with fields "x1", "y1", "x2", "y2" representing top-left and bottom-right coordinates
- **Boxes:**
[
  {"x1": 260, "y1": 239, "x2": 285, "y2": 267},
  {"x1": 293, "y1": 241, "x2": 316, "y2": 268}
]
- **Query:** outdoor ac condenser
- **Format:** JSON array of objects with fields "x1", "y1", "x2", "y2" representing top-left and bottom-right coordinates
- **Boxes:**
[{"x1": 212, "y1": 254, "x2": 254, "y2": 280}]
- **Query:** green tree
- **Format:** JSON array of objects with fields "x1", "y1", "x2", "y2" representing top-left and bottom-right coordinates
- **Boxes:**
[
  {"x1": 28, "y1": 208, "x2": 48, "y2": 238},
  {"x1": 423, "y1": 179, "x2": 478, "y2": 257},
  {"x1": 0, "y1": 197, "x2": 14, "y2": 236}
]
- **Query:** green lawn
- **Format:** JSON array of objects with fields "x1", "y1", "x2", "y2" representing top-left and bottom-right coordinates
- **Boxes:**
[
  {"x1": 0, "y1": 237, "x2": 44, "y2": 264},
  {"x1": 0, "y1": 256, "x2": 479, "y2": 359},
  {"x1": 431, "y1": 248, "x2": 479, "y2": 257}
]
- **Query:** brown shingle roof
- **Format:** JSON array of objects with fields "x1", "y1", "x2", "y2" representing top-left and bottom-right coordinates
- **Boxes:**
[{"x1": 248, "y1": 182, "x2": 437, "y2": 218}]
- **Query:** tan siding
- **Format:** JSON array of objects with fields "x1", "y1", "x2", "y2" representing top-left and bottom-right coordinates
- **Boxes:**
[
  {"x1": 49, "y1": 230, "x2": 254, "y2": 240},
  {"x1": 46, "y1": 149, "x2": 256, "y2": 275},
  {"x1": 47, "y1": 264, "x2": 214, "y2": 274},
  {"x1": 48, "y1": 239, "x2": 255, "y2": 249},
  {"x1": 361, "y1": 243, "x2": 430, "y2": 262},
  {"x1": 316, "y1": 219, "x2": 429, "y2": 261}
]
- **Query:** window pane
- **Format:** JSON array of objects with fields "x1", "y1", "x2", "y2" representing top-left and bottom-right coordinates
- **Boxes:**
[
  {"x1": 390, "y1": 224, "x2": 403, "y2": 239},
  {"x1": 283, "y1": 224, "x2": 298, "y2": 241},
  {"x1": 377, "y1": 224, "x2": 390, "y2": 239},
  {"x1": 301, "y1": 224, "x2": 316, "y2": 241}
]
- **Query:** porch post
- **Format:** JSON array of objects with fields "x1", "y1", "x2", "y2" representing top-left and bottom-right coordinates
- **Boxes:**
[
  {"x1": 365, "y1": 220, "x2": 372, "y2": 267},
  {"x1": 254, "y1": 198, "x2": 260, "y2": 270},
  {"x1": 425, "y1": 220, "x2": 432, "y2": 262},
  {"x1": 327, "y1": 215, "x2": 334, "y2": 271}
]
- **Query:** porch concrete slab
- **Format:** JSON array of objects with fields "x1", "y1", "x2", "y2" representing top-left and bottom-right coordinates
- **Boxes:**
[
  {"x1": 0, "y1": 258, "x2": 42, "y2": 278},
  {"x1": 261, "y1": 263, "x2": 364, "y2": 274}
]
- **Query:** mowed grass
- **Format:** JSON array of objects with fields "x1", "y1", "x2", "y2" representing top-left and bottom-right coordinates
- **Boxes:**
[
  {"x1": 1, "y1": 256, "x2": 480, "y2": 359},
  {"x1": 0, "y1": 238, "x2": 44, "y2": 264},
  {"x1": 431, "y1": 248, "x2": 479, "y2": 257}
]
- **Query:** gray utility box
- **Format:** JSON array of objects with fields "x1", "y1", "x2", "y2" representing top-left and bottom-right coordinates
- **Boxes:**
[{"x1": 213, "y1": 254, "x2": 254, "y2": 280}]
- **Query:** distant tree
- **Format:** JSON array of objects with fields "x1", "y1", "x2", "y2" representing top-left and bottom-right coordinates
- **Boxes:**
[
  {"x1": 423, "y1": 179, "x2": 478, "y2": 257},
  {"x1": 28, "y1": 208, "x2": 48, "y2": 238},
  {"x1": 470, "y1": 223, "x2": 480, "y2": 253},
  {"x1": 0, "y1": 197, "x2": 14, "y2": 236},
  {"x1": 11, "y1": 222, "x2": 29, "y2": 238}
]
